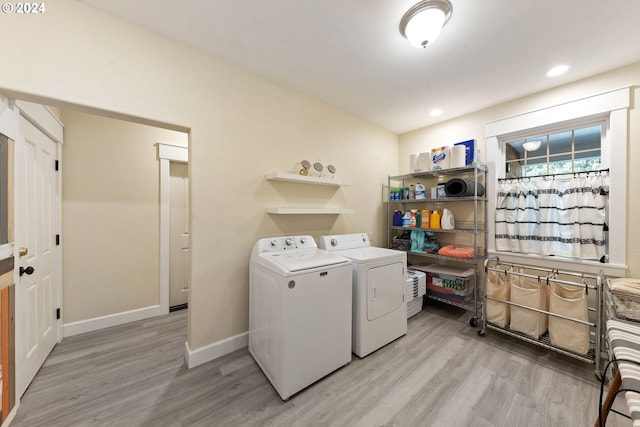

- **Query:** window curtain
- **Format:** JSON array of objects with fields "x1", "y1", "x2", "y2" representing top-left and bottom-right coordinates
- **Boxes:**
[{"x1": 495, "y1": 174, "x2": 608, "y2": 260}]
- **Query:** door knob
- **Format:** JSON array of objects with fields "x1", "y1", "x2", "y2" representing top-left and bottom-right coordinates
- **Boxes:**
[
  {"x1": 19, "y1": 247, "x2": 28, "y2": 257},
  {"x1": 19, "y1": 266, "x2": 35, "y2": 276}
]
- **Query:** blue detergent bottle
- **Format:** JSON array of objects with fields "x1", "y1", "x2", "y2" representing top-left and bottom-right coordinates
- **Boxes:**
[{"x1": 393, "y1": 210, "x2": 403, "y2": 226}]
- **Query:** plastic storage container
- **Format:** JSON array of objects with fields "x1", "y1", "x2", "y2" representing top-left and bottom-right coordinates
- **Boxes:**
[
  {"x1": 406, "y1": 269, "x2": 427, "y2": 318},
  {"x1": 412, "y1": 265, "x2": 475, "y2": 304},
  {"x1": 392, "y1": 236, "x2": 411, "y2": 251}
]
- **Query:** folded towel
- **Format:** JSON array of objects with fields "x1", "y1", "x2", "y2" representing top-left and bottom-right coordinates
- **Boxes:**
[
  {"x1": 610, "y1": 278, "x2": 640, "y2": 296},
  {"x1": 437, "y1": 245, "x2": 475, "y2": 259}
]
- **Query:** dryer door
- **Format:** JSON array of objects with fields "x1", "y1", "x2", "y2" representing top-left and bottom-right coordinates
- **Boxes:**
[{"x1": 366, "y1": 262, "x2": 404, "y2": 320}]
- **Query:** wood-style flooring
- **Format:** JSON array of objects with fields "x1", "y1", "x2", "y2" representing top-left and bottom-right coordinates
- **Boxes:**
[{"x1": 11, "y1": 302, "x2": 628, "y2": 426}]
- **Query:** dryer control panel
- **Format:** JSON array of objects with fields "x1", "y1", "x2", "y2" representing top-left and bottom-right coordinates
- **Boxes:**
[{"x1": 318, "y1": 233, "x2": 370, "y2": 251}]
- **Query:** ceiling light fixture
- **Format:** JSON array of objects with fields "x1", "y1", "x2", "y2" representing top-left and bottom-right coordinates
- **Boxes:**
[
  {"x1": 400, "y1": 0, "x2": 453, "y2": 48},
  {"x1": 523, "y1": 140, "x2": 542, "y2": 152},
  {"x1": 430, "y1": 108, "x2": 442, "y2": 117},
  {"x1": 546, "y1": 65, "x2": 570, "y2": 77}
]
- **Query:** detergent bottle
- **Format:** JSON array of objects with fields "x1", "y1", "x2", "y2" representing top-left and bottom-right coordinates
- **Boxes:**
[
  {"x1": 441, "y1": 209, "x2": 455, "y2": 230},
  {"x1": 430, "y1": 210, "x2": 442, "y2": 229},
  {"x1": 415, "y1": 183, "x2": 426, "y2": 200},
  {"x1": 409, "y1": 210, "x2": 417, "y2": 228},
  {"x1": 402, "y1": 210, "x2": 412, "y2": 227},
  {"x1": 393, "y1": 210, "x2": 403, "y2": 226},
  {"x1": 421, "y1": 210, "x2": 431, "y2": 228}
]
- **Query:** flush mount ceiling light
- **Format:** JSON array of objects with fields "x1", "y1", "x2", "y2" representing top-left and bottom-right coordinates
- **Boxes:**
[
  {"x1": 547, "y1": 65, "x2": 570, "y2": 77},
  {"x1": 400, "y1": 0, "x2": 453, "y2": 48},
  {"x1": 523, "y1": 140, "x2": 542, "y2": 152}
]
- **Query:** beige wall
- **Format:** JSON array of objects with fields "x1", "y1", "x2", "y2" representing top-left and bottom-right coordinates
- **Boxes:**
[
  {"x1": 60, "y1": 110, "x2": 187, "y2": 323},
  {"x1": 400, "y1": 62, "x2": 640, "y2": 277},
  {"x1": 4, "y1": 0, "x2": 635, "y2": 353},
  {"x1": 0, "y1": 0, "x2": 398, "y2": 349}
]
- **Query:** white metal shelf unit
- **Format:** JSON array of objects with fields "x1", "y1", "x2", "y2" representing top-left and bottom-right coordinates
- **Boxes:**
[
  {"x1": 265, "y1": 172, "x2": 354, "y2": 215},
  {"x1": 386, "y1": 165, "x2": 488, "y2": 326},
  {"x1": 386, "y1": 165, "x2": 487, "y2": 257}
]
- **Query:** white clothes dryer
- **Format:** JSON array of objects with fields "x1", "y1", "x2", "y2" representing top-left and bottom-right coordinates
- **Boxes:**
[
  {"x1": 318, "y1": 233, "x2": 407, "y2": 358},
  {"x1": 249, "y1": 235, "x2": 352, "y2": 400}
]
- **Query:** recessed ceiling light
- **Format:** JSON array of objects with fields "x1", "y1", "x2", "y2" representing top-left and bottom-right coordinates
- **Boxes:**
[
  {"x1": 547, "y1": 65, "x2": 570, "y2": 77},
  {"x1": 430, "y1": 108, "x2": 442, "y2": 117}
]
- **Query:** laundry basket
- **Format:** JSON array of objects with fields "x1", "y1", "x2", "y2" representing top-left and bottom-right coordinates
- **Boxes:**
[
  {"x1": 509, "y1": 272, "x2": 549, "y2": 339},
  {"x1": 609, "y1": 278, "x2": 640, "y2": 322},
  {"x1": 548, "y1": 282, "x2": 589, "y2": 355},
  {"x1": 486, "y1": 265, "x2": 510, "y2": 328}
]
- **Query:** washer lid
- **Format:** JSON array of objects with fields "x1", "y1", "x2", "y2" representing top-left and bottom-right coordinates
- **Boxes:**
[
  {"x1": 255, "y1": 248, "x2": 351, "y2": 274},
  {"x1": 333, "y1": 246, "x2": 406, "y2": 263}
]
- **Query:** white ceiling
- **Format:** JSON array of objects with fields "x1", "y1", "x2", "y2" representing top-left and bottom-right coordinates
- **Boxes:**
[{"x1": 79, "y1": 0, "x2": 640, "y2": 134}]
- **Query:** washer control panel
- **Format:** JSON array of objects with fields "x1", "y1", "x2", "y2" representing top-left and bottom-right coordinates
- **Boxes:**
[{"x1": 256, "y1": 235, "x2": 317, "y2": 254}]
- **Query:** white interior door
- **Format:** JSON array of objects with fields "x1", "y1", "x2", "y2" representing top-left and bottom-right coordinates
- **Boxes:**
[
  {"x1": 169, "y1": 162, "x2": 189, "y2": 307},
  {"x1": 14, "y1": 116, "x2": 59, "y2": 398}
]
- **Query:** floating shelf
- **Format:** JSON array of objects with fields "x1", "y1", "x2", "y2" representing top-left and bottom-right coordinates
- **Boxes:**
[
  {"x1": 266, "y1": 207, "x2": 355, "y2": 215},
  {"x1": 265, "y1": 172, "x2": 352, "y2": 187}
]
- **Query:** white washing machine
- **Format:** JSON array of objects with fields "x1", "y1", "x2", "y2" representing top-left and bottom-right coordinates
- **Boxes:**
[
  {"x1": 318, "y1": 233, "x2": 407, "y2": 358},
  {"x1": 249, "y1": 235, "x2": 352, "y2": 400}
]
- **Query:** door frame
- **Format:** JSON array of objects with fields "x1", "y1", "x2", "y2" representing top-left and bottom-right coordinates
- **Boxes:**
[{"x1": 157, "y1": 143, "x2": 188, "y2": 314}]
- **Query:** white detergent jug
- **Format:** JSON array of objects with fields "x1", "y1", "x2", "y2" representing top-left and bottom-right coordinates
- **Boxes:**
[
  {"x1": 441, "y1": 209, "x2": 455, "y2": 230},
  {"x1": 402, "y1": 210, "x2": 412, "y2": 227}
]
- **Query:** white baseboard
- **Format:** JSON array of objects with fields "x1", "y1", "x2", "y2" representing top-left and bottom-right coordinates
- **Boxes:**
[
  {"x1": 62, "y1": 305, "x2": 162, "y2": 337},
  {"x1": 184, "y1": 332, "x2": 248, "y2": 369}
]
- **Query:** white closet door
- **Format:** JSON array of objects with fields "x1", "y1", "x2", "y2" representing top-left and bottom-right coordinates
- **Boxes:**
[
  {"x1": 169, "y1": 162, "x2": 189, "y2": 307},
  {"x1": 14, "y1": 115, "x2": 59, "y2": 398}
]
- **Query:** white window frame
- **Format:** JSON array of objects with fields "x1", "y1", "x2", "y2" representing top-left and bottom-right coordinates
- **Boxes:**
[
  {"x1": 504, "y1": 120, "x2": 606, "y2": 178},
  {"x1": 485, "y1": 87, "x2": 629, "y2": 277}
]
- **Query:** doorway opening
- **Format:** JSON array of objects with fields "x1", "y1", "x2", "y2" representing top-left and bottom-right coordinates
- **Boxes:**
[{"x1": 158, "y1": 143, "x2": 189, "y2": 314}]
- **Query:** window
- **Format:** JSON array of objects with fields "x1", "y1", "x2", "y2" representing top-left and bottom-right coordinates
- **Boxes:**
[
  {"x1": 504, "y1": 123, "x2": 603, "y2": 178},
  {"x1": 485, "y1": 87, "x2": 630, "y2": 276}
]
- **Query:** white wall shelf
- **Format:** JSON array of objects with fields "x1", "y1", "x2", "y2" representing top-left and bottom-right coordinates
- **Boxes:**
[
  {"x1": 265, "y1": 172, "x2": 352, "y2": 187},
  {"x1": 266, "y1": 207, "x2": 354, "y2": 215}
]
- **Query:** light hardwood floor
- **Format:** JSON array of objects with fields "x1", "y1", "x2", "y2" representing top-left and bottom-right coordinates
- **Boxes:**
[{"x1": 11, "y1": 302, "x2": 628, "y2": 426}]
